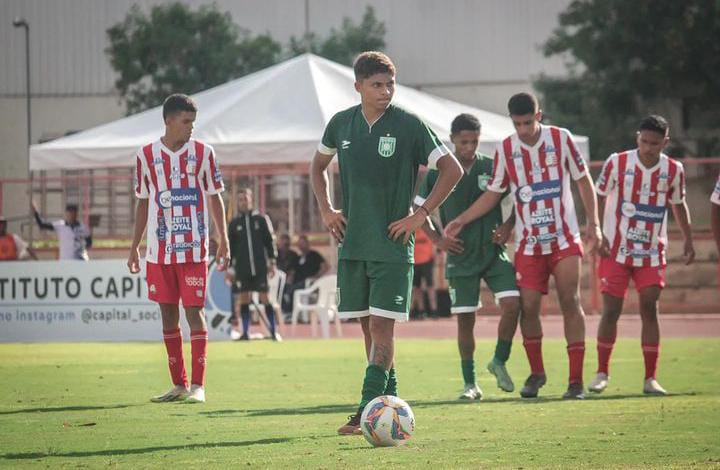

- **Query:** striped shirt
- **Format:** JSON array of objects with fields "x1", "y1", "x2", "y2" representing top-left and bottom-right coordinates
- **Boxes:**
[
  {"x1": 134, "y1": 139, "x2": 224, "y2": 264},
  {"x1": 596, "y1": 150, "x2": 685, "y2": 267}
]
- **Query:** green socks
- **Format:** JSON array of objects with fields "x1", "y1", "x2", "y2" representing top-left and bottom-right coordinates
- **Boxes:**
[
  {"x1": 461, "y1": 359, "x2": 476, "y2": 385},
  {"x1": 384, "y1": 368, "x2": 398, "y2": 396},
  {"x1": 359, "y1": 364, "x2": 389, "y2": 409},
  {"x1": 493, "y1": 339, "x2": 512, "y2": 365}
]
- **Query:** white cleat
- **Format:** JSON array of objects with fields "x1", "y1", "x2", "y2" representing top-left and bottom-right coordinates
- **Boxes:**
[
  {"x1": 643, "y1": 378, "x2": 667, "y2": 396},
  {"x1": 150, "y1": 384, "x2": 189, "y2": 403},
  {"x1": 458, "y1": 383, "x2": 483, "y2": 400},
  {"x1": 588, "y1": 373, "x2": 609, "y2": 393},
  {"x1": 185, "y1": 384, "x2": 206, "y2": 403}
]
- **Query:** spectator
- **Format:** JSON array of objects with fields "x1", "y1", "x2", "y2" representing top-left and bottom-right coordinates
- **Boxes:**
[
  {"x1": 294, "y1": 234, "x2": 329, "y2": 286},
  {"x1": 277, "y1": 233, "x2": 300, "y2": 315},
  {"x1": 411, "y1": 228, "x2": 437, "y2": 319},
  {"x1": 32, "y1": 201, "x2": 92, "y2": 260},
  {"x1": 0, "y1": 216, "x2": 37, "y2": 261}
]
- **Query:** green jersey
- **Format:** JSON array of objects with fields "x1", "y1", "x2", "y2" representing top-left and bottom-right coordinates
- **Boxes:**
[
  {"x1": 416, "y1": 153, "x2": 506, "y2": 277},
  {"x1": 319, "y1": 104, "x2": 450, "y2": 264}
]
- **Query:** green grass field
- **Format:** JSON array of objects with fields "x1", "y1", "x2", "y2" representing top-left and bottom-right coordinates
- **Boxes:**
[{"x1": 1, "y1": 338, "x2": 719, "y2": 469}]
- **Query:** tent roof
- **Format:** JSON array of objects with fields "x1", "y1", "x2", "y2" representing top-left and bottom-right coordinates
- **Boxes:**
[{"x1": 30, "y1": 53, "x2": 588, "y2": 170}]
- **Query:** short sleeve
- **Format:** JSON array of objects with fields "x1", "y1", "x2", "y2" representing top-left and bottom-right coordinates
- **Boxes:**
[
  {"x1": 563, "y1": 128, "x2": 587, "y2": 180},
  {"x1": 595, "y1": 154, "x2": 617, "y2": 197},
  {"x1": 414, "y1": 170, "x2": 436, "y2": 206},
  {"x1": 199, "y1": 144, "x2": 224, "y2": 195},
  {"x1": 318, "y1": 114, "x2": 338, "y2": 156},
  {"x1": 711, "y1": 173, "x2": 720, "y2": 206},
  {"x1": 415, "y1": 119, "x2": 452, "y2": 170},
  {"x1": 134, "y1": 152, "x2": 149, "y2": 199},
  {"x1": 487, "y1": 146, "x2": 509, "y2": 193},
  {"x1": 668, "y1": 162, "x2": 685, "y2": 204}
]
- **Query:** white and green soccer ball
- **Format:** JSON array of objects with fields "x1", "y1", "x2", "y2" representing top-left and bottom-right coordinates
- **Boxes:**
[{"x1": 360, "y1": 395, "x2": 415, "y2": 447}]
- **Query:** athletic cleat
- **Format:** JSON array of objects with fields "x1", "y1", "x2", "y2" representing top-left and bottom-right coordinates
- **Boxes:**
[
  {"x1": 458, "y1": 383, "x2": 483, "y2": 400},
  {"x1": 185, "y1": 384, "x2": 206, "y2": 403},
  {"x1": 487, "y1": 360, "x2": 515, "y2": 392},
  {"x1": 588, "y1": 372, "x2": 609, "y2": 393},
  {"x1": 337, "y1": 412, "x2": 363, "y2": 435},
  {"x1": 643, "y1": 378, "x2": 667, "y2": 396},
  {"x1": 562, "y1": 383, "x2": 586, "y2": 400},
  {"x1": 520, "y1": 373, "x2": 547, "y2": 398},
  {"x1": 150, "y1": 384, "x2": 189, "y2": 403},
  {"x1": 271, "y1": 332, "x2": 283, "y2": 342}
]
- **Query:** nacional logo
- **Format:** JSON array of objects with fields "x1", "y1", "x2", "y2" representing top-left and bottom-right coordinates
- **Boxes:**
[
  {"x1": 158, "y1": 188, "x2": 201, "y2": 208},
  {"x1": 478, "y1": 175, "x2": 491, "y2": 191},
  {"x1": 516, "y1": 179, "x2": 561, "y2": 204},
  {"x1": 518, "y1": 185, "x2": 533, "y2": 203},
  {"x1": 378, "y1": 136, "x2": 396, "y2": 158},
  {"x1": 621, "y1": 201, "x2": 637, "y2": 218}
]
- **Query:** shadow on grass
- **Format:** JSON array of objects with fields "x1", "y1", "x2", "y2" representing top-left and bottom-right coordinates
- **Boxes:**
[
  {"x1": 2, "y1": 437, "x2": 293, "y2": 460},
  {"x1": 199, "y1": 391, "x2": 699, "y2": 418},
  {"x1": 0, "y1": 404, "x2": 138, "y2": 416}
]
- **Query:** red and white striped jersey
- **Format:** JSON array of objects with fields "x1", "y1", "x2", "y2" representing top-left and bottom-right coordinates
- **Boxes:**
[
  {"x1": 711, "y1": 173, "x2": 720, "y2": 206},
  {"x1": 134, "y1": 139, "x2": 224, "y2": 265},
  {"x1": 487, "y1": 125, "x2": 587, "y2": 255},
  {"x1": 596, "y1": 149, "x2": 685, "y2": 267}
]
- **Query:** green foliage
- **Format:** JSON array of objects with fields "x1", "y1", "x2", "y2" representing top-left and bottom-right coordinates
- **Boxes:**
[
  {"x1": 1, "y1": 339, "x2": 719, "y2": 467},
  {"x1": 288, "y1": 6, "x2": 386, "y2": 66},
  {"x1": 535, "y1": 0, "x2": 720, "y2": 158},
  {"x1": 106, "y1": 2, "x2": 282, "y2": 114}
]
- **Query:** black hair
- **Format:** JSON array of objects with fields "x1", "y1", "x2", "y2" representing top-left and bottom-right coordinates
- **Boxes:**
[
  {"x1": 507, "y1": 92, "x2": 539, "y2": 116},
  {"x1": 451, "y1": 113, "x2": 481, "y2": 134},
  {"x1": 639, "y1": 115, "x2": 669, "y2": 136},
  {"x1": 162, "y1": 94, "x2": 197, "y2": 121},
  {"x1": 65, "y1": 204, "x2": 78, "y2": 212},
  {"x1": 353, "y1": 51, "x2": 396, "y2": 80}
]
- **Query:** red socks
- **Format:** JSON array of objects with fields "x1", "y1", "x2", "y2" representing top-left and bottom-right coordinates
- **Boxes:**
[
  {"x1": 191, "y1": 330, "x2": 209, "y2": 386},
  {"x1": 523, "y1": 335, "x2": 545, "y2": 375},
  {"x1": 163, "y1": 328, "x2": 188, "y2": 387},
  {"x1": 567, "y1": 341, "x2": 585, "y2": 385},
  {"x1": 597, "y1": 336, "x2": 616, "y2": 375},
  {"x1": 642, "y1": 342, "x2": 660, "y2": 380}
]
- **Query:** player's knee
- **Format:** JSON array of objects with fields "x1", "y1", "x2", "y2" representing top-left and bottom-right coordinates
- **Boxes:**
[
  {"x1": 500, "y1": 297, "x2": 521, "y2": 317},
  {"x1": 602, "y1": 308, "x2": 622, "y2": 323},
  {"x1": 558, "y1": 292, "x2": 581, "y2": 314},
  {"x1": 456, "y1": 312, "x2": 475, "y2": 327}
]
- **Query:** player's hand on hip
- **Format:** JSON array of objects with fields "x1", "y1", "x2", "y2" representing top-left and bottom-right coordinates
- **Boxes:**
[
  {"x1": 127, "y1": 248, "x2": 141, "y2": 274},
  {"x1": 215, "y1": 239, "x2": 230, "y2": 271},
  {"x1": 683, "y1": 239, "x2": 695, "y2": 265},
  {"x1": 388, "y1": 211, "x2": 425, "y2": 245},
  {"x1": 437, "y1": 236, "x2": 464, "y2": 255},
  {"x1": 320, "y1": 207, "x2": 346, "y2": 242}
]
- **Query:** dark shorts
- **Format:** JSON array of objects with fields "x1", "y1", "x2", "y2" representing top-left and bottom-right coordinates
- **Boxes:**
[
  {"x1": 413, "y1": 261, "x2": 434, "y2": 288},
  {"x1": 233, "y1": 274, "x2": 269, "y2": 293}
]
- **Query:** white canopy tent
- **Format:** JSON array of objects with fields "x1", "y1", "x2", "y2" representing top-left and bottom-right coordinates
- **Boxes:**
[{"x1": 30, "y1": 53, "x2": 588, "y2": 170}]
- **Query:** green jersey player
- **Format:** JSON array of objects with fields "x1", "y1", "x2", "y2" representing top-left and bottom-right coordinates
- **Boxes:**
[
  {"x1": 416, "y1": 114, "x2": 520, "y2": 399},
  {"x1": 311, "y1": 51, "x2": 462, "y2": 435}
]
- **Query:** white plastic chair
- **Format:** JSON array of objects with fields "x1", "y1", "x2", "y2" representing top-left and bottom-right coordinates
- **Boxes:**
[{"x1": 291, "y1": 274, "x2": 342, "y2": 339}]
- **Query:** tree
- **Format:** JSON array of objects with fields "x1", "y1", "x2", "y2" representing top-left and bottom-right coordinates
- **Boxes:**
[
  {"x1": 106, "y1": 2, "x2": 282, "y2": 114},
  {"x1": 288, "y1": 6, "x2": 386, "y2": 66},
  {"x1": 535, "y1": 0, "x2": 720, "y2": 159}
]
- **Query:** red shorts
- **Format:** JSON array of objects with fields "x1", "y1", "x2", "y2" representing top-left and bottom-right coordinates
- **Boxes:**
[
  {"x1": 146, "y1": 262, "x2": 208, "y2": 307},
  {"x1": 514, "y1": 245, "x2": 583, "y2": 294},
  {"x1": 599, "y1": 257, "x2": 665, "y2": 299}
]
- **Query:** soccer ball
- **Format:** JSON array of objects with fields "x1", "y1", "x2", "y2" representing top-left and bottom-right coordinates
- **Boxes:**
[{"x1": 360, "y1": 395, "x2": 415, "y2": 447}]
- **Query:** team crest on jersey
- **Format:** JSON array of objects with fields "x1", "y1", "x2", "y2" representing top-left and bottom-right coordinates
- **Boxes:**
[
  {"x1": 378, "y1": 136, "x2": 396, "y2": 158},
  {"x1": 478, "y1": 175, "x2": 491, "y2": 190}
]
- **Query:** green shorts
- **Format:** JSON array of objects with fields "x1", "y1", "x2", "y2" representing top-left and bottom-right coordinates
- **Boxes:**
[
  {"x1": 448, "y1": 254, "x2": 519, "y2": 314},
  {"x1": 337, "y1": 259, "x2": 413, "y2": 322}
]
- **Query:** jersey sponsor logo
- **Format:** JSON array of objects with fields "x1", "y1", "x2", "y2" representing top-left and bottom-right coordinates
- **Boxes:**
[
  {"x1": 621, "y1": 201, "x2": 665, "y2": 223},
  {"x1": 516, "y1": 179, "x2": 561, "y2": 203},
  {"x1": 185, "y1": 276, "x2": 205, "y2": 287},
  {"x1": 213, "y1": 168, "x2": 223, "y2": 183},
  {"x1": 526, "y1": 231, "x2": 558, "y2": 246},
  {"x1": 530, "y1": 208, "x2": 555, "y2": 227},
  {"x1": 478, "y1": 175, "x2": 491, "y2": 191},
  {"x1": 626, "y1": 226, "x2": 651, "y2": 243},
  {"x1": 545, "y1": 153, "x2": 557, "y2": 166},
  {"x1": 341, "y1": 140, "x2": 351, "y2": 149},
  {"x1": 378, "y1": 136, "x2": 396, "y2": 158},
  {"x1": 158, "y1": 188, "x2": 201, "y2": 208},
  {"x1": 165, "y1": 240, "x2": 202, "y2": 254},
  {"x1": 619, "y1": 245, "x2": 658, "y2": 258}
]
